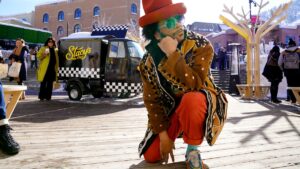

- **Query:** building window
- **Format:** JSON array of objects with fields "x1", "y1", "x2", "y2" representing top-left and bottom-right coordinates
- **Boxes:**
[
  {"x1": 93, "y1": 6, "x2": 100, "y2": 16},
  {"x1": 74, "y1": 24, "x2": 81, "y2": 33},
  {"x1": 58, "y1": 11, "x2": 64, "y2": 21},
  {"x1": 131, "y1": 3, "x2": 137, "y2": 14},
  {"x1": 43, "y1": 13, "x2": 49, "y2": 23},
  {"x1": 74, "y1": 8, "x2": 81, "y2": 19},
  {"x1": 57, "y1": 26, "x2": 64, "y2": 36}
]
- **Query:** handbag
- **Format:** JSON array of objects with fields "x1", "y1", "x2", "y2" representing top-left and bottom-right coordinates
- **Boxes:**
[
  {"x1": 0, "y1": 63, "x2": 8, "y2": 79},
  {"x1": 262, "y1": 53, "x2": 277, "y2": 80},
  {"x1": 262, "y1": 64, "x2": 272, "y2": 80},
  {"x1": 53, "y1": 81, "x2": 60, "y2": 90},
  {"x1": 265, "y1": 53, "x2": 278, "y2": 66},
  {"x1": 8, "y1": 62, "x2": 22, "y2": 78}
]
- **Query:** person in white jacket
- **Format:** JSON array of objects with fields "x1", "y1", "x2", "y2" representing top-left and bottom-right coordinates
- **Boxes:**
[{"x1": 278, "y1": 39, "x2": 300, "y2": 103}]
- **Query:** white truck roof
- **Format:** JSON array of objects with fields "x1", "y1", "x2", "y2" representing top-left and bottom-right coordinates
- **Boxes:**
[{"x1": 60, "y1": 32, "x2": 107, "y2": 40}]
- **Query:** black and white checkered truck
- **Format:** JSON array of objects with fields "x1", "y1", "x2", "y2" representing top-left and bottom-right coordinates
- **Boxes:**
[{"x1": 57, "y1": 25, "x2": 144, "y2": 100}]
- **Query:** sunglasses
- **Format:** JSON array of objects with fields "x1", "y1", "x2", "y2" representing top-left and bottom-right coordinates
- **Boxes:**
[{"x1": 158, "y1": 15, "x2": 184, "y2": 30}]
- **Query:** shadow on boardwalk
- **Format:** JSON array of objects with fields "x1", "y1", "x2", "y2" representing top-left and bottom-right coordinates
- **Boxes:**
[
  {"x1": 1, "y1": 95, "x2": 299, "y2": 168},
  {"x1": 129, "y1": 161, "x2": 186, "y2": 169},
  {"x1": 10, "y1": 96, "x2": 144, "y2": 123},
  {"x1": 227, "y1": 99, "x2": 300, "y2": 144}
]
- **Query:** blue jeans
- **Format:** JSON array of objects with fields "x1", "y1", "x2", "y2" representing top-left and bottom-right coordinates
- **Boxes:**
[{"x1": 0, "y1": 82, "x2": 6, "y2": 120}]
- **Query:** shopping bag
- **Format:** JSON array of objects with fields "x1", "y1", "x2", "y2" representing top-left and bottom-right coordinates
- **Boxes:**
[
  {"x1": 8, "y1": 62, "x2": 21, "y2": 78},
  {"x1": 0, "y1": 63, "x2": 8, "y2": 79}
]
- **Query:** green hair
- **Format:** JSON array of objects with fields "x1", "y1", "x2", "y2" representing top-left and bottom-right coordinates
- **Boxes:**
[
  {"x1": 142, "y1": 15, "x2": 184, "y2": 41},
  {"x1": 142, "y1": 22, "x2": 158, "y2": 41}
]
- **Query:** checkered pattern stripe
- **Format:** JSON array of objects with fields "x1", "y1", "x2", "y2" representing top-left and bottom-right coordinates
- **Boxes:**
[
  {"x1": 104, "y1": 82, "x2": 142, "y2": 94},
  {"x1": 92, "y1": 25, "x2": 128, "y2": 32},
  {"x1": 58, "y1": 67, "x2": 100, "y2": 78}
]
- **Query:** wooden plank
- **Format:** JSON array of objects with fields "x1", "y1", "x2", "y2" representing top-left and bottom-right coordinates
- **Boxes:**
[
  {"x1": 0, "y1": 95, "x2": 299, "y2": 169},
  {"x1": 3, "y1": 85, "x2": 27, "y2": 119},
  {"x1": 288, "y1": 87, "x2": 300, "y2": 104}
]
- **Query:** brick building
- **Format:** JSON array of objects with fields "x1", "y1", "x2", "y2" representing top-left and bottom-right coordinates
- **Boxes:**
[{"x1": 34, "y1": 0, "x2": 140, "y2": 41}]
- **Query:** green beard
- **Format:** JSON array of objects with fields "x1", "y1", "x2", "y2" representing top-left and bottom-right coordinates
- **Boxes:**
[{"x1": 146, "y1": 29, "x2": 187, "y2": 67}]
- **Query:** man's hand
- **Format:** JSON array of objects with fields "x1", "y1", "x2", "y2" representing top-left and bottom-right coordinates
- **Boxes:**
[
  {"x1": 159, "y1": 130, "x2": 175, "y2": 164},
  {"x1": 158, "y1": 36, "x2": 178, "y2": 57}
]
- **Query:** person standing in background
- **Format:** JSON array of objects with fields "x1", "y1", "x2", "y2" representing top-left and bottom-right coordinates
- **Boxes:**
[
  {"x1": 278, "y1": 39, "x2": 300, "y2": 104},
  {"x1": 9, "y1": 38, "x2": 28, "y2": 85},
  {"x1": 218, "y1": 47, "x2": 227, "y2": 70},
  {"x1": 0, "y1": 49, "x2": 4, "y2": 63},
  {"x1": 37, "y1": 37, "x2": 59, "y2": 101},
  {"x1": 30, "y1": 47, "x2": 37, "y2": 69},
  {"x1": 262, "y1": 45, "x2": 283, "y2": 103}
]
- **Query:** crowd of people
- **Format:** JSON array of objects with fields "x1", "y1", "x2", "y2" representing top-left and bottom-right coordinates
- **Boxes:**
[
  {"x1": 0, "y1": 37, "x2": 59, "y2": 155},
  {"x1": 211, "y1": 47, "x2": 230, "y2": 70},
  {"x1": 263, "y1": 38, "x2": 300, "y2": 104}
]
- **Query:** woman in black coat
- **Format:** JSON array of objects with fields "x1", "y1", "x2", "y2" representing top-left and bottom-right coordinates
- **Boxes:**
[{"x1": 263, "y1": 45, "x2": 283, "y2": 103}]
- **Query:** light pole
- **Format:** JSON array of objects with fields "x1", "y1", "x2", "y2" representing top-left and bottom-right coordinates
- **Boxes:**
[{"x1": 249, "y1": 0, "x2": 258, "y2": 20}]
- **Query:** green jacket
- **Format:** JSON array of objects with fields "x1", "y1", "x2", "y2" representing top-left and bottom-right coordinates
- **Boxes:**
[{"x1": 36, "y1": 46, "x2": 59, "y2": 82}]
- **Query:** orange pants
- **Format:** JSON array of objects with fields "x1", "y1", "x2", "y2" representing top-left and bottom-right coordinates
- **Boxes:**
[{"x1": 144, "y1": 92, "x2": 207, "y2": 163}]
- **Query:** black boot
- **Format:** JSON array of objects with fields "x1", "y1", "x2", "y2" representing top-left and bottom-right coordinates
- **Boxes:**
[
  {"x1": 0, "y1": 125, "x2": 20, "y2": 155},
  {"x1": 270, "y1": 82, "x2": 281, "y2": 104},
  {"x1": 271, "y1": 99, "x2": 282, "y2": 104}
]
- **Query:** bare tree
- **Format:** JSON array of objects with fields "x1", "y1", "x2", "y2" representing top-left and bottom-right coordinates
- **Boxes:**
[
  {"x1": 92, "y1": 13, "x2": 112, "y2": 29},
  {"x1": 220, "y1": 0, "x2": 292, "y2": 98},
  {"x1": 126, "y1": 19, "x2": 141, "y2": 42}
]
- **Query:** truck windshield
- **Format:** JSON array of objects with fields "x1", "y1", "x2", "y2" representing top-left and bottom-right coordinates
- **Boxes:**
[{"x1": 127, "y1": 41, "x2": 144, "y2": 58}]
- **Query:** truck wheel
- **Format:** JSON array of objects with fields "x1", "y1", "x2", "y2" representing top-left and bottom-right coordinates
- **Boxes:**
[{"x1": 68, "y1": 84, "x2": 82, "y2": 100}]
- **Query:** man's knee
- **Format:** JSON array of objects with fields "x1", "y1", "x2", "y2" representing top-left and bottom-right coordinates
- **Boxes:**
[
  {"x1": 181, "y1": 92, "x2": 206, "y2": 109},
  {"x1": 179, "y1": 92, "x2": 207, "y2": 124}
]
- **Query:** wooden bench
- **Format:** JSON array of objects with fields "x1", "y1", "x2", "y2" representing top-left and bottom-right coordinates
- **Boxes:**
[
  {"x1": 287, "y1": 87, "x2": 300, "y2": 105},
  {"x1": 236, "y1": 84, "x2": 270, "y2": 100},
  {"x1": 3, "y1": 85, "x2": 27, "y2": 119}
]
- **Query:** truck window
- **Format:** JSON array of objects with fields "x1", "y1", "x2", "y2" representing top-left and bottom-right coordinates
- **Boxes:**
[
  {"x1": 109, "y1": 41, "x2": 125, "y2": 58},
  {"x1": 127, "y1": 41, "x2": 144, "y2": 58}
]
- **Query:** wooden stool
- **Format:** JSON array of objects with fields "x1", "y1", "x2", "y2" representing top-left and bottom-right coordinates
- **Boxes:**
[
  {"x1": 3, "y1": 85, "x2": 27, "y2": 119},
  {"x1": 236, "y1": 84, "x2": 270, "y2": 100},
  {"x1": 288, "y1": 87, "x2": 300, "y2": 104},
  {"x1": 236, "y1": 84, "x2": 253, "y2": 99}
]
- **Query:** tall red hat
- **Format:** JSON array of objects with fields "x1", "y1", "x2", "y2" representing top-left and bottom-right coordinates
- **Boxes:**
[{"x1": 139, "y1": 0, "x2": 187, "y2": 27}]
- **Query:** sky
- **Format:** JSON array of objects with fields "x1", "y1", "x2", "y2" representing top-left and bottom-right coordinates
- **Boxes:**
[{"x1": 0, "y1": 0, "x2": 292, "y2": 24}]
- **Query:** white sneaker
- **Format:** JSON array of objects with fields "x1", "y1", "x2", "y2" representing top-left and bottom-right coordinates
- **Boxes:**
[{"x1": 186, "y1": 150, "x2": 208, "y2": 169}]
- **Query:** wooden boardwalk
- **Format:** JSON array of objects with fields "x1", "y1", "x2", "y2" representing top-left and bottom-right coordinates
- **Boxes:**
[{"x1": 0, "y1": 95, "x2": 299, "y2": 169}]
